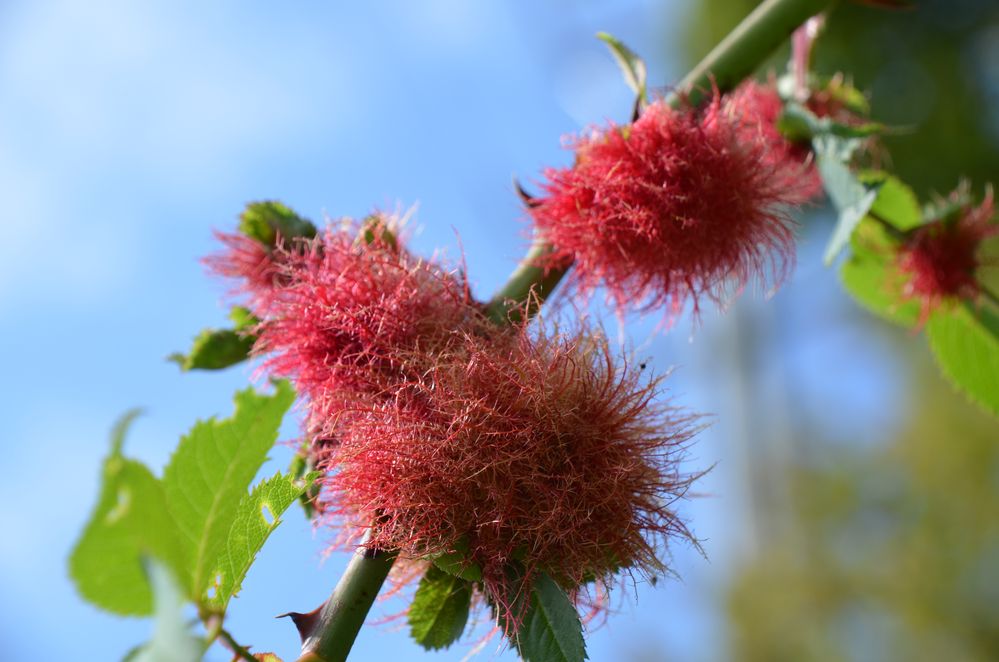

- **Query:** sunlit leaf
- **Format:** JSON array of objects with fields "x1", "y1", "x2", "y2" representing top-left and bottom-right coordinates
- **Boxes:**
[
  {"x1": 162, "y1": 383, "x2": 295, "y2": 601},
  {"x1": 839, "y1": 218, "x2": 919, "y2": 328},
  {"x1": 229, "y1": 306, "x2": 260, "y2": 332},
  {"x1": 862, "y1": 172, "x2": 922, "y2": 231},
  {"x1": 927, "y1": 304, "x2": 999, "y2": 416},
  {"x1": 169, "y1": 328, "x2": 255, "y2": 372},
  {"x1": 204, "y1": 471, "x2": 318, "y2": 612},
  {"x1": 239, "y1": 200, "x2": 316, "y2": 246},
  {"x1": 170, "y1": 307, "x2": 259, "y2": 371},
  {"x1": 70, "y1": 413, "x2": 189, "y2": 615}
]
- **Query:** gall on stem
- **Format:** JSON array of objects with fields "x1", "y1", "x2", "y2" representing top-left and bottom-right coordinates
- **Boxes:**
[
  {"x1": 320, "y1": 325, "x2": 703, "y2": 631},
  {"x1": 207, "y1": 214, "x2": 484, "y2": 440},
  {"x1": 529, "y1": 87, "x2": 815, "y2": 321},
  {"x1": 896, "y1": 186, "x2": 998, "y2": 323}
]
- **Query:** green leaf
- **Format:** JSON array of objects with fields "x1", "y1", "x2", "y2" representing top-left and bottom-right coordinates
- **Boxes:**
[
  {"x1": 170, "y1": 328, "x2": 255, "y2": 371},
  {"x1": 927, "y1": 304, "x2": 999, "y2": 416},
  {"x1": 356, "y1": 215, "x2": 399, "y2": 252},
  {"x1": 239, "y1": 200, "x2": 316, "y2": 246},
  {"x1": 131, "y1": 558, "x2": 203, "y2": 662},
  {"x1": 596, "y1": 32, "x2": 647, "y2": 106},
  {"x1": 170, "y1": 307, "x2": 260, "y2": 371},
  {"x1": 839, "y1": 219, "x2": 919, "y2": 328},
  {"x1": 840, "y1": 251, "x2": 919, "y2": 328},
  {"x1": 204, "y1": 471, "x2": 318, "y2": 612},
  {"x1": 429, "y1": 536, "x2": 482, "y2": 582},
  {"x1": 432, "y1": 551, "x2": 483, "y2": 583},
  {"x1": 288, "y1": 443, "x2": 322, "y2": 519},
  {"x1": 162, "y1": 382, "x2": 295, "y2": 602},
  {"x1": 815, "y1": 135, "x2": 883, "y2": 265},
  {"x1": 514, "y1": 573, "x2": 587, "y2": 662},
  {"x1": 408, "y1": 565, "x2": 472, "y2": 650},
  {"x1": 863, "y1": 173, "x2": 922, "y2": 231},
  {"x1": 229, "y1": 306, "x2": 260, "y2": 332},
  {"x1": 778, "y1": 102, "x2": 883, "y2": 144},
  {"x1": 820, "y1": 75, "x2": 870, "y2": 116},
  {"x1": 70, "y1": 413, "x2": 189, "y2": 615}
]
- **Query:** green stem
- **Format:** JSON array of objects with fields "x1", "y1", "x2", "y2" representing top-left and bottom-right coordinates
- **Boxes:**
[
  {"x1": 296, "y1": 540, "x2": 397, "y2": 662},
  {"x1": 675, "y1": 0, "x2": 833, "y2": 106},
  {"x1": 485, "y1": 238, "x2": 567, "y2": 324},
  {"x1": 299, "y1": 0, "x2": 833, "y2": 658},
  {"x1": 219, "y1": 627, "x2": 258, "y2": 662}
]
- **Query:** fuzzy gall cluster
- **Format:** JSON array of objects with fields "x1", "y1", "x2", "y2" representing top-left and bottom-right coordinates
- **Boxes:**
[
  {"x1": 208, "y1": 214, "x2": 700, "y2": 633},
  {"x1": 209, "y1": 216, "x2": 481, "y2": 437},
  {"x1": 897, "y1": 188, "x2": 997, "y2": 320},
  {"x1": 323, "y1": 328, "x2": 697, "y2": 624},
  {"x1": 530, "y1": 85, "x2": 816, "y2": 319}
]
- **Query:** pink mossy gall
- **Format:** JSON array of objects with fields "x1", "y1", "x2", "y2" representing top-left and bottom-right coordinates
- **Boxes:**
[
  {"x1": 208, "y1": 214, "x2": 484, "y2": 438},
  {"x1": 531, "y1": 87, "x2": 815, "y2": 320},
  {"x1": 897, "y1": 187, "x2": 997, "y2": 322},
  {"x1": 319, "y1": 325, "x2": 701, "y2": 629}
]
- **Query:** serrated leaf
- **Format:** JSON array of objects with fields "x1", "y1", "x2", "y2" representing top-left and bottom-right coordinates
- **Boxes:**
[
  {"x1": 926, "y1": 304, "x2": 999, "y2": 416},
  {"x1": 70, "y1": 414, "x2": 189, "y2": 615},
  {"x1": 515, "y1": 574, "x2": 587, "y2": 662},
  {"x1": 816, "y1": 136, "x2": 882, "y2": 265},
  {"x1": 205, "y1": 471, "x2": 318, "y2": 612},
  {"x1": 240, "y1": 200, "x2": 316, "y2": 246},
  {"x1": 433, "y1": 551, "x2": 483, "y2": 582},
  {"x1": 162, "y1": 383, "x2": 295, "y2": 602},
  {"x1": 408, "y1": 565, "x2": 472, "y2": 650},
  {"x1": 430, "y1": 536, "x2": 482, "y2": 581},
  {"x1": 131, "y1": 558, "x2": 203, "y2": 662},
  {"x1": 839, "y1": 218, "x2": 919, "y2": 328},
  {"x1": 170, "y1": 328, "x2": 255, "y2": 371},
  {"x1": 596, "y1": 32, "x2": 647, "y2": 106}
]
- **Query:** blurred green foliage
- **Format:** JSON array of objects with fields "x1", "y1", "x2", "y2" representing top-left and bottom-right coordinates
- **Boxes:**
[
  {"x1": 678, "y1": 0, "x2": 999, "y2": 197},
  {"x1": 674, "y1": 3, "x2": 999, "y2": 659},
  {"x1": 726, "y1": 360, "x2": 999, "y2": 661}
]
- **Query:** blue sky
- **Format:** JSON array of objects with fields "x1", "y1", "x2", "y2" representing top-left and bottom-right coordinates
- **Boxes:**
[{"x1": 0, "y1": 1, "x2": 911, "y2": 660}]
